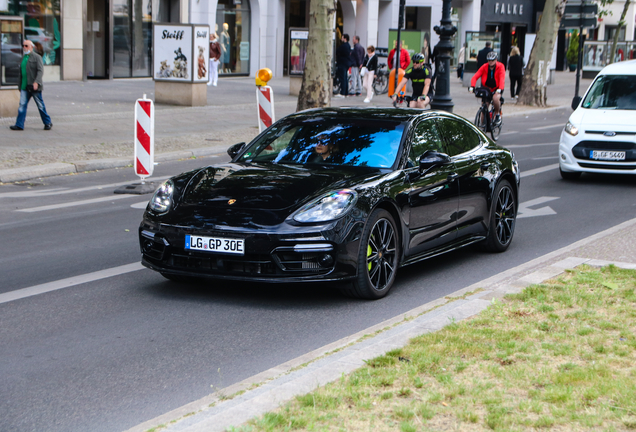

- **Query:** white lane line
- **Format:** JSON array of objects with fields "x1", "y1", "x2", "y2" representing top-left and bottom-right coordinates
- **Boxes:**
[
  {"x1": 527, "y1": 123, "x2": 565, "y2": 131},
  {"x1": 506, "y1": 142, "x2": 558, "y2": 148},
  {"x1": 0, "y1": 262, "x2": 144, "y2": 305},
  {"x1": 17, "y1": 194, "x2": 135, "y2": 212},
  {"x1": 520, "y1": 163, "x2": 559, "y2": 178},
  {"x1": 0, "y1": 176, "x2": 171, "y2": 199},
  {"x1": 531, "y1": 156, "x2": 558, "y2": 160},
  {"x1": 499, "y1": 131, "x2": 518, "y2": 136}
]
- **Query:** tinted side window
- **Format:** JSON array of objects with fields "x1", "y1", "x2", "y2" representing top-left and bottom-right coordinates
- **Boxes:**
[
  {"x1": 408, "y1": 119, "x2": 446, "y2": 167},
  {"x1": 437, "y1": 118, "x2": 481, "y2": 156}
]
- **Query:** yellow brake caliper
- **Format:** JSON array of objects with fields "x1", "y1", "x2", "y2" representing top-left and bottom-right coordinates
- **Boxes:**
[{"x1": 367, "y1": 239, "x2": 373, "y2": 271}]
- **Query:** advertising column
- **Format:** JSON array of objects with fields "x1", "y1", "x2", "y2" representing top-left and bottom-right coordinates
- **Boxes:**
[{"x1": 153, "y1": 23, "x2": 210, "y2": 106}]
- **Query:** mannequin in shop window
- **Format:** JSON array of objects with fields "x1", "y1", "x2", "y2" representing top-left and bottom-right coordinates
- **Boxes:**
[{"x1": 221, "y1": 23, "x2": 231, "y2": 73}]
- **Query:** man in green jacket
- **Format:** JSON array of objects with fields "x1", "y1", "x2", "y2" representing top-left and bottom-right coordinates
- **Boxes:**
[{"x1": 10, "y1": 40, "x2": 53, "y2": 131}]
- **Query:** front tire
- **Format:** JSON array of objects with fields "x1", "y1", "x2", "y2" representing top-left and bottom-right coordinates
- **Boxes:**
[
  {"x1": 474, "y1": 106, "x2": 488, "y2": 134},
  {"x1": 373, "y1": 74, "x2": 388, "y2": 94},
  {"x1": 342, "y1": 209, "x2": 400, "y2": 300},
  {"x1": 482, "y1": 180, "x2": 516, "y2": 252}
]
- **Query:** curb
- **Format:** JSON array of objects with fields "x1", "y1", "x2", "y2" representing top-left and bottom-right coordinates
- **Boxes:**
[
  {"x1": 126, "y1": 217, "x2": 636, "y2": 432},
  {"x1": 0, "y1": 147, "x2": 226, "y2": 183}
]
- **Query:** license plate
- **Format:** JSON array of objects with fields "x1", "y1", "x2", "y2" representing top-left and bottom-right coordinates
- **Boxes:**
[
  {"x1": 590, "y1": 150, "x2": 626, "y2": 161},
  {"x1": 185, "y1": 235, "x2": 245, "y2": 255}
]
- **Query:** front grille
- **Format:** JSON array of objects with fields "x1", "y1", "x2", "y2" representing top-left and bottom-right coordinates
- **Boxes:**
[
  {"x1": 585, "y1": 131, "x2": 636, "y2": 136},
  {"x1": 578, "y1": 162, "x2": 636, "y2": 170},
  {"x1": 170, "y1": 252, "x2": 278, "y2": 275},
  {"x1": 572, "y1": 141, "x2": 636, "y2": 161}
]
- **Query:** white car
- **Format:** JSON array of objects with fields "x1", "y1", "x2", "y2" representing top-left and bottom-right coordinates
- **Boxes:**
[
  {"x1": 25, "y1": 27, "x2": 53, "y2": 53},
  {"x1": 559, "y1": 59, "x2": 636, "y2": 179}
]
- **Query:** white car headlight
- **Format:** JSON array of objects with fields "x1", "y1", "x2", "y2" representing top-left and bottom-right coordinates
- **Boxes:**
[
  {"x1": 149, "y1": 179, "x2": 174, "y2": 214},
  {"x1": 564, "y1": 121, "x2": 579, "y2": 136},
  {"x1": 293, "y1": 189, "x2": 358, "y2": 223}
]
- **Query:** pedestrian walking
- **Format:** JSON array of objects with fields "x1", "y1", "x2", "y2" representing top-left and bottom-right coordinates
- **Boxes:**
[
  {"x1": 335, "y1": 33, "x2": 352, "y2": 98},
  {"x1": 508, "y1": 46, "x2": 524, "y2": 99},
  {"x1": 477, "y1": 41, "x2": 493, "y2": 69},
  {"x1": 362, "y1": 45, "x2": 378, "y2": 103},
  {"x1": 208, "y1": 32, "x2": 221, "y2": 86},
  {"x1": 350, "y1": 36, "x2": 365, "y2": 96},
  {"x1": 457, "y1": 43, "x2": 466, "y2": 80},
  {"x1": 10, "y1": 40, "x2": 52, "y2": 131}
]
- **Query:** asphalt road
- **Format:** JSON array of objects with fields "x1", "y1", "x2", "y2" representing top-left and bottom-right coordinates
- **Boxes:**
[{"x1": 1, "y1": 108, "x2": 635, "y2": 432}]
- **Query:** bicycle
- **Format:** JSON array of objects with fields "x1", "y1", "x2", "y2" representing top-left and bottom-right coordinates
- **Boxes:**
[
  {"x1": 332, "y1": 65, "x2": 354, "y2": 96},
  {"x1": 473, "y1": 87, "x2": 504, "y2": 141},
  {"x1": 372, "y1": 63, "x2": 389, "y2": 95},
  {"x1": 392, "y1": 93, "x2": 413, "y2": 108}
]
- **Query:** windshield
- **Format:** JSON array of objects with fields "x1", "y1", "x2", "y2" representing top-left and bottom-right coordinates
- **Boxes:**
[
  {"x1": 582, "y1": 74, "x2": 636, "y2": 110},
  {"x1": 240, "y1": 117, "x2": 406, "y2": 168}
]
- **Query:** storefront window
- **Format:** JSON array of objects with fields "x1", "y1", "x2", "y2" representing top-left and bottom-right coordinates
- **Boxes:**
[
  {"x1": 1, "y1": 18, "x2": 23, "y2": 85},
  {"x1": 216, "y1": 0, "x2": 250, "y2": 75},
  {"x1": 113, "y1": 0, "x2": 151, "y2": 77},
  {"x1": 1, "y1": 0, "x2": 60, "y2": 66}
]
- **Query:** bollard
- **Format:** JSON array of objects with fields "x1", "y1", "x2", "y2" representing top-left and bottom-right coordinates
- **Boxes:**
[
  {"x1": 255, "y1": 68, "x2": 275, "y2": 133},
  {"x1": 115, "y1": 94, "x2": 158, "y2": 194},
  {"x1": 134, "y1": 94, "x2": 155, "y2": 182}
]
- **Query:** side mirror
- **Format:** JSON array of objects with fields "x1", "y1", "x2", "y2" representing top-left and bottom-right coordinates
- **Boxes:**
[
  {"x1": 419, "y1": 150, "x2": 451, "y2": 172},
  {"x1": 227, "y1": 142, "x2": 246, "y2": 159},
  {"x1": 571, "y1": 96, "x2": 582, "y2": 110}
]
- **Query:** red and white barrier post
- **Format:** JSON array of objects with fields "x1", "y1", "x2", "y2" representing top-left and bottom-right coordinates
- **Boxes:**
[
  {"x1": 134, "y1": 94, "x2": 154, "y2": 182},
  {"x1": 255, "y1": 68, "x2": 274, "y2": 133}
]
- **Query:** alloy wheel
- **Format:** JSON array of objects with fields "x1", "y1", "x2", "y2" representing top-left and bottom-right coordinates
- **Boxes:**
[
  {"x1": 366, "y1": 218, "x2": 397, "y2": 291},
  {"x1": 494, "y1": 185, "x2": 515, "y2": 246}
]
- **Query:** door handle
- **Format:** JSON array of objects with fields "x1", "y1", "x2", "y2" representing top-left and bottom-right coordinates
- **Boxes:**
[{"x1": 447, "y1": 172, "x2": 459, "y2": 181}]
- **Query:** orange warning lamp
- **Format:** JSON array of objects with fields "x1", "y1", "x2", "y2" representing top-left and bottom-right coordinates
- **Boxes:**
[{"x1": 256, "y1": 68, "x2": 272, "y2": 86}]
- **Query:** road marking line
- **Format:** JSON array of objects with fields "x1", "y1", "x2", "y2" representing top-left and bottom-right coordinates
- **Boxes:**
[
  {"x1": 499, "y1": 131, "x2": 518, "y2": 136},
  {"x1": 528, "y1": 123, "x2": 565, "y2": 131},
  {"x1": 0, "y1": 262, "x2": 144, "y2": 305},
  {"x1": 506, "y1": 142, "x2": 558, "y2": 148},
  {"x1": 520, "y1": 163, "x2": 559, "y2": 178},
  {"x1": 531, "y1": 156, "x2": 558, "y2": 160},
  {"x1": 0, "y1": 176, "x2": 170, "y2": 199},
  {"x1": 17, "y1": 194, "x2": 135, "y2": 212}
]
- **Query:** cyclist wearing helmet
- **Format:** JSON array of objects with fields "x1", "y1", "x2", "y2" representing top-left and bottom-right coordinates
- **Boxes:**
[
  {"x1": 470, "y1": 51, "x2": 505, "y2": 124},
  {"x1": 391, "y1": 52, "x2": 432, "y2": 109}
]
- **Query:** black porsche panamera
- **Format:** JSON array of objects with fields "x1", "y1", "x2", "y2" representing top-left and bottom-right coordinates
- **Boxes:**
[{"x1": 139, "y1": 107, "x2": 520, "y2": 299}]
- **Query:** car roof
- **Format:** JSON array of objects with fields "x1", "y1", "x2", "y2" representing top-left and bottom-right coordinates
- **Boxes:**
[
  {"x1": 598, "y1": 59, "x2": 636, "y2": 76},
  {"x1": 287, "y1": 107, "x2": 458, "y2": 123}
]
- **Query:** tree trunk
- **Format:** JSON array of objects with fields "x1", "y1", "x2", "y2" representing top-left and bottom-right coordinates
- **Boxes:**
[
  {"x1": 296, "y1": 0, "x2": 337, "y2": 111},
  {"x1": 518, "y1": 0, "x2": 567, "y2": 106},
  {"x1": 608, "y1": 0, "x2": 631, "y2": 64}
]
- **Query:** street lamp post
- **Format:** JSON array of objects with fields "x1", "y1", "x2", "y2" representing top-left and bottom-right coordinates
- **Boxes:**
[{"x1": 430, "y1": 0, "x2": 457, "y2": 112}]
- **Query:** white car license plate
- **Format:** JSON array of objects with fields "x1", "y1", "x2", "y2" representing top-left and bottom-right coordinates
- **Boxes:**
[
  {"x1": 185, "y1": 235, "x2": 245, "y2": 255},
  {"x1": 590, "y1": 150, "x2": 626, "y2": 161}
]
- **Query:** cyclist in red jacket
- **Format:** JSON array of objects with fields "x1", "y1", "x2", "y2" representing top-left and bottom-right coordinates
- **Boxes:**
[{"x1": 470, "y1": 51, "x2": 505, "y2": 125}]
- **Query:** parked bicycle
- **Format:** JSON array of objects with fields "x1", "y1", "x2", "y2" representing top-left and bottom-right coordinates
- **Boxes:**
[
  {"x1": 372, "y1": 63, "x2": 389, "y2": 95},
  {"x1": 473, "y1": 87, "x2": 504, "y2": 141},
  {"x1": 332, "y1": 65, "x2": 354, "y2": 96}
]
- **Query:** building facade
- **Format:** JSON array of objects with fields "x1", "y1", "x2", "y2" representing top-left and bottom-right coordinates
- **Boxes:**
[{"x1": 2, "y1": 0, "x2": 484, "y2": 83}]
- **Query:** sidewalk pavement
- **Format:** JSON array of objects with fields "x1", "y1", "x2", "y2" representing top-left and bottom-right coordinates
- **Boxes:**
[
  {"x1": 0, "y1": 70, "x2": 592, "y2": 183},
  {"x1": 125, "y1": 217, "x2": 636, "y2": 432}
]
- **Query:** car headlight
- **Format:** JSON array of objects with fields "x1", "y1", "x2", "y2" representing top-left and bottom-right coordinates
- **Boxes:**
[
  {"x1": 564, "y1": 121, "x2": 578, "y2": 136},
  {"x1": 149, "y1": 179, "x2": 174, "y2": 214},
  {"x1": 293, "y1": 189, "x2": 358, "y2": 223}
]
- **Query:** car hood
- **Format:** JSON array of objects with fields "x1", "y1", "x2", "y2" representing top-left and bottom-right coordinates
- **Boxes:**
[
  {"x1": 571, "y1": 109, "x2": 636, "y2": 131},
  {"x1": 174, "y1": 163, "x2": 381, "y2": 227}
]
